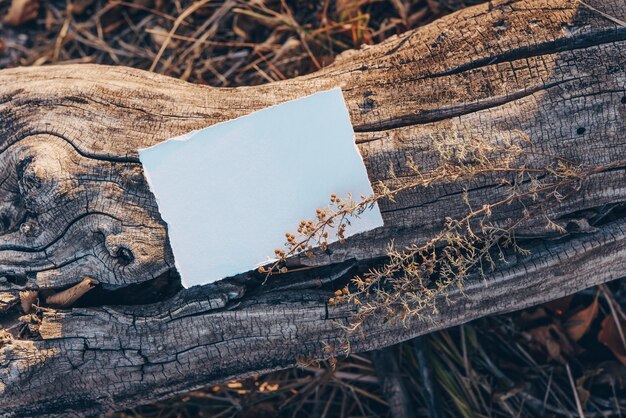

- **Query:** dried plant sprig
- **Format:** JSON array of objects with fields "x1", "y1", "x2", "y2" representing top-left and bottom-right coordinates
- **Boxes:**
[
  {"x1": 262, "y1": 132, "x2": 548, "y2": 275},
  {"x1": 261, "y1": 130, "x2": 626, "y2": 334}
]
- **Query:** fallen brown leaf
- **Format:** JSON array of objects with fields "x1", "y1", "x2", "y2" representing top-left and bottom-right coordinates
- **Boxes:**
[
  {"x1": 592, "y1": 361, "x2": 626, "y2": 386},
  {"x1": 4, "y1": 0, "x2": 39, "y2": 27},
  {"x1": 575, "y1": 368, "x2": 603, "y2": 409},
  {"x1": 543, "y1": 294, "x2": 574, "y2": 315},
  {"x1": 527, "y1": 323, "x2": 574, "y2": 362},
  {"x1": 599, "y1": 315, "x2": 626, "y2": 366},
  {"x1": 565, "y1": 293, "x2": 599, "y2": 341}
]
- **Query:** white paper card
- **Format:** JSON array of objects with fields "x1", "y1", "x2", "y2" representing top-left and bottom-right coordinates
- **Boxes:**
[{"x1": 139, "y1": 88, "x2": 383, "y2": 287}]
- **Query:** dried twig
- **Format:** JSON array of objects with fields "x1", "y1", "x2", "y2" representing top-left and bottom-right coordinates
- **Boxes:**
[{"x1": 45, "y1": 277, "x2": 99, "y2": 308}]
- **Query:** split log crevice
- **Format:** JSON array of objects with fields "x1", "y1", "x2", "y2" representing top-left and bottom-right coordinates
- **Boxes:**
[{"x1": 0, "y1": 0, "x2": 625, "y2": 415}]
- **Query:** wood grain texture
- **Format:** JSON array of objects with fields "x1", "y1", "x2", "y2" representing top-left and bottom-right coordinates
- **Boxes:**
[{"x1": 0, "y1": 0, "x2": 625, "y2": 415}]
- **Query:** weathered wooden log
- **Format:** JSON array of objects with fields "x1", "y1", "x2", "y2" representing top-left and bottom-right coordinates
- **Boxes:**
[{"x1": 0, "y1": 0, "x2": 625, "y2": 415}]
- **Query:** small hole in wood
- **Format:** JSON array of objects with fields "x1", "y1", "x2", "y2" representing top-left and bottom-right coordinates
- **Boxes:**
[
  {"x1": 116, "y1": 247, "x2": 135, "y2": 265},
  {"x1": 566, "y1": 220, "x2": 581, "y2": 233},
  {"x1": 6, "y1": 274, "x2": 28, "y2": 286},
  {"x1": 621, "y1": 96, "x2": 626, "y2": 104},
  {"x1": 577, "y1": 127, "x2": 586, "y2": 135}
]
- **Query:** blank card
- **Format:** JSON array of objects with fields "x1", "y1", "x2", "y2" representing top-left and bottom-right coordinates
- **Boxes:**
[{"x1": 139, "y1": 88, "x2": 383, "y2": 287}]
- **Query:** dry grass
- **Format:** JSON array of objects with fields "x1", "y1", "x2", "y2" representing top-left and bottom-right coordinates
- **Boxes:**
[
  {"x1": 0, "y1": 0, "x2": 483, "y2": 86},
  {"x1": 115, "y1": 283, "x2": 626, "y2": 417}
]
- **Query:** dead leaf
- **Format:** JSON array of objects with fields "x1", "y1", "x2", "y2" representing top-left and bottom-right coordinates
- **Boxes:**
[
  {"x1": 4, "y1": 0, "x2": 39, "y2": 27},
  {"x1": 543, "y1": 294, "x2": 574, "y2": 315},
  {"x1": 575, "y1": 368, "x2": 602, "y2": 408},
  {"x1": 565, "y1": 293, "x2": 599, "y2": 341},
  {"x1": 527, "y1": 323, "x2": 574, "y2": 362},
  {"x1": 593, "y1": 361, "x2": 626, "y2": 387},
  {"x1": 576, "y1": 384, "x2": 590, "y2": 408},
  {"x1": 599, "y1": 315, "x2": 626, "y2": 366}
]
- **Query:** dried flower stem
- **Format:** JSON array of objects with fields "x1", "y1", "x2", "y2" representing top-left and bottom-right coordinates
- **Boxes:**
[{"x1": 261, "y1": 131, "x2": 626, "y2": 333}]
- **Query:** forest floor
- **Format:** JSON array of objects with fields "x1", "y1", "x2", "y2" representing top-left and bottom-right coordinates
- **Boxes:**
[{"x1": 2, "y1": 0, "x2": 626, "y2": 417}]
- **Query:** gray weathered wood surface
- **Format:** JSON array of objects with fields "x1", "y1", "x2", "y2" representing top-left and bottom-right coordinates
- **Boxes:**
[{"x1": 1, "y1": 0, "x2": 625, "y2": 415}]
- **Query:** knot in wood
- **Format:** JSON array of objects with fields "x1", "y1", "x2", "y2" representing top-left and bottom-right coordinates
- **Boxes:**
[
  {"x1": 104, "y1": 236, "x2": 136, "y2": 266},
  {"x1": 121, "y1": 166, "x2": 147, "y2": 188},
  {"x1": 17, "y1": 156, "x2": 44, "y2": 194},
  {"x1": 116, "y1": 246, "x2": 135, "y2": 266},
  {"x1": 19, "y1": 220, "x2": 38, "y2": 236}
]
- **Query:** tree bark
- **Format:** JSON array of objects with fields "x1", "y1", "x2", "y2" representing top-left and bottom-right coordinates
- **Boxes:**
[{"x1": 1, "y1": 0, "x2": 625, "y2": 415}]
